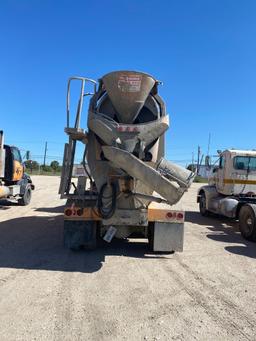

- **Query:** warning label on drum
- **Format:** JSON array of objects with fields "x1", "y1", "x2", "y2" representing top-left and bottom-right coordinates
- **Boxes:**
[{"x1": 117, "y1": 74, "x2": 142, "y2": 92}]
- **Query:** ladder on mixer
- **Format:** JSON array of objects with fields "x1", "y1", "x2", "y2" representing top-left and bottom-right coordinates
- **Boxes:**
[{"x1": 59, "y1": 77, "x2": 97, "y2": 198}]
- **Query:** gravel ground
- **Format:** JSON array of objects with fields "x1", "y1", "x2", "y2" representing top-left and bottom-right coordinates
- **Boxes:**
[{"x1": 0, "y1": 176, "x2": 255, "y2": 341}]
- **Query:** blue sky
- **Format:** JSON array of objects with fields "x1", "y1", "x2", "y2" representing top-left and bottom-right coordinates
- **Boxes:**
[{"x1": 0, "y1": 0, "x2": 255, "y2": 165}]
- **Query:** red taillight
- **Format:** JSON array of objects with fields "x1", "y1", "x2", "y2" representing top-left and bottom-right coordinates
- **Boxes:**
[
  {"x1": 177, "y1": 212, "x2": 184, "y2": 219},
  {"x1": 77, "y1": 209, "x2": 83, "y2": 216},
  {"x1": 65, "y1": 209, "x2": 72, "y2": 216},
  {"x1": 166, "y1": 211, "x2": 184, "y2": 220}
]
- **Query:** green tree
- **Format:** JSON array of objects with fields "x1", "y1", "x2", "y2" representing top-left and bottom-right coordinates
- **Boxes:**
[
  {"x1": 50, "y1": 160, "x2": 59, "y2": 170},
  {"x1": 50, "y1": 160, "x2": 61, "y2": 173},
  {"x1": 24, "y1": 160, "x2": 39, "y2": 173},
  {"x1": 41, "y1": 165, "x2": 52, "y2": 172}
]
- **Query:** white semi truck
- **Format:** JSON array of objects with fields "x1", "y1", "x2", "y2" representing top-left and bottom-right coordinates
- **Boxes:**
[{"x1": 198, "y1": 149, "x2": 256, "y2": 241}]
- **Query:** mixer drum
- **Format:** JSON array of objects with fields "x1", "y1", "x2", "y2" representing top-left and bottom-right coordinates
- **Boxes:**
[
  {"x1": 87, "y1": 70, "x2": 194, "y2": 208},
  {"x1": 101, "y1": 71, "x2": 157, "y2": 124}
]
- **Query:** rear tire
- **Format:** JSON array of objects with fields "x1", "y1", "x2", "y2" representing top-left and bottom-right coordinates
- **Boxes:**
[
  {"x1": 199, "y1": 192, "x2": 210, "y2": 216},
  {"x1": 18, "y1": 186, "x2": 32, "y2": 206},
  {"x1": 148, "y1": 222, "x2": 154, "y2": 251},
  {"x1": 239, "y1": 204, "x2": 256, "y2": 241}
]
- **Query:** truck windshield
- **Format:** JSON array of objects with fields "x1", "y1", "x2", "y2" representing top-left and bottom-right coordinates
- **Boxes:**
[
  {"x1": 233, "y1": 156, "x2": 256, "y2": 171},
  {"x1": 219, "y1": 156, "x2": 225, "y2": 169}
]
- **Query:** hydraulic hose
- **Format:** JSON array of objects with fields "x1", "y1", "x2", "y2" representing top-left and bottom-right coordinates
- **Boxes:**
[
  {"x1": 82, "y1": 144, "x2": 93, "y2": 185},
  {"x1": 97, "y1": 182, "x2": 117, "y2": 219}
]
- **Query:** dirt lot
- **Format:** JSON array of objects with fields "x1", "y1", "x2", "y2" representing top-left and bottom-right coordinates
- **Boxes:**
[{"x1": 0, "y1": 176, "x2": 256, "y2": 341}]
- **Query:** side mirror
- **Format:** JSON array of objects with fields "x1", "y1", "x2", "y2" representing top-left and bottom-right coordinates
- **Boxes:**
[{"x1": 212, "y1": 166, "x2": 218, "y2": 173}]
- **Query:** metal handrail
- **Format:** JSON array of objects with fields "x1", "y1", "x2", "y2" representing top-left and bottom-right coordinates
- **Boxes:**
[{"x1": 66, "y1": 76, "x2": 97, "y2": 129}]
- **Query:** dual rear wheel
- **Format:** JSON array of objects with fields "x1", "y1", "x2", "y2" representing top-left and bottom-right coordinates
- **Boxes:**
[
  {"x1": 238, "y1": 204, "x2": 256, "y2": 242},
  {"x1": 199, "y1": 192, "x2": 210, "y2": 216},
  {"x1": 199, "y1": 191, "x2": 256, "y2": 242}
]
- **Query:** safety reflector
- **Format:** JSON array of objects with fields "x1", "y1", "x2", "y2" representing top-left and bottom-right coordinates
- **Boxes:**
[
  {"x1": 77, "y1": 209, "x2": 83, "y2": 216},
  {"x1": 165, "y1": 211, "x2": 184, "y2": 221},
  {"x1": 65, "y1": 209, "x2": 72, "y2": 216},
  {"x1": 177, "y1": 212, "x2": 184, "y2": 219},
  {"x1": 166, "y1": 212, "x2": 173, "y2": 219}
]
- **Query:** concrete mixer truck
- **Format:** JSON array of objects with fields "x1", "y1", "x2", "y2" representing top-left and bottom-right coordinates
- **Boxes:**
[{"x1": 59, "y1": 71, "x2": 195, "y2": 252}]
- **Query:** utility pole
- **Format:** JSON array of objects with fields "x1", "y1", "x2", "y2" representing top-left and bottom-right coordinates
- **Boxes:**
[
  {"x1": 43, "y1": 142, "x2": 48, "y2": 166},
  {"x1": 207, "y1": 133, "x2": 211, "y2": 156},
  {"x1": 197, "y1": 145, "x2": 201, "y2": 175}
]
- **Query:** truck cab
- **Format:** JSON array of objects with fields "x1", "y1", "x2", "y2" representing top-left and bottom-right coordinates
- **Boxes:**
[
  {"x1": 198, "y1": 149, "x2": 256, "y2": 241},
  {"x1": 4, "y1": 145, "x2": 24, "y2": 184},
  {"x1": 209, "y1": 150, "x2": 256, "y2": 196},
  {"x1": 0, "y1": 131, "x2": 34, "y2": 205}
]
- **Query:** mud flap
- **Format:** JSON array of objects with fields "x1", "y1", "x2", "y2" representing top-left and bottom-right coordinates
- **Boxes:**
[
  {"x1": 64, "y1": 220, "x2": 97, "y2": 250},
  {"x1": 153, "y1": 222, "x2": 184, "y2": 252}
]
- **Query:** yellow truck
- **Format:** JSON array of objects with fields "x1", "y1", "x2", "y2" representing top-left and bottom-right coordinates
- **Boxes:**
[{"x1": 0, "y1": 130, "x2": 34, "y2": 205}]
